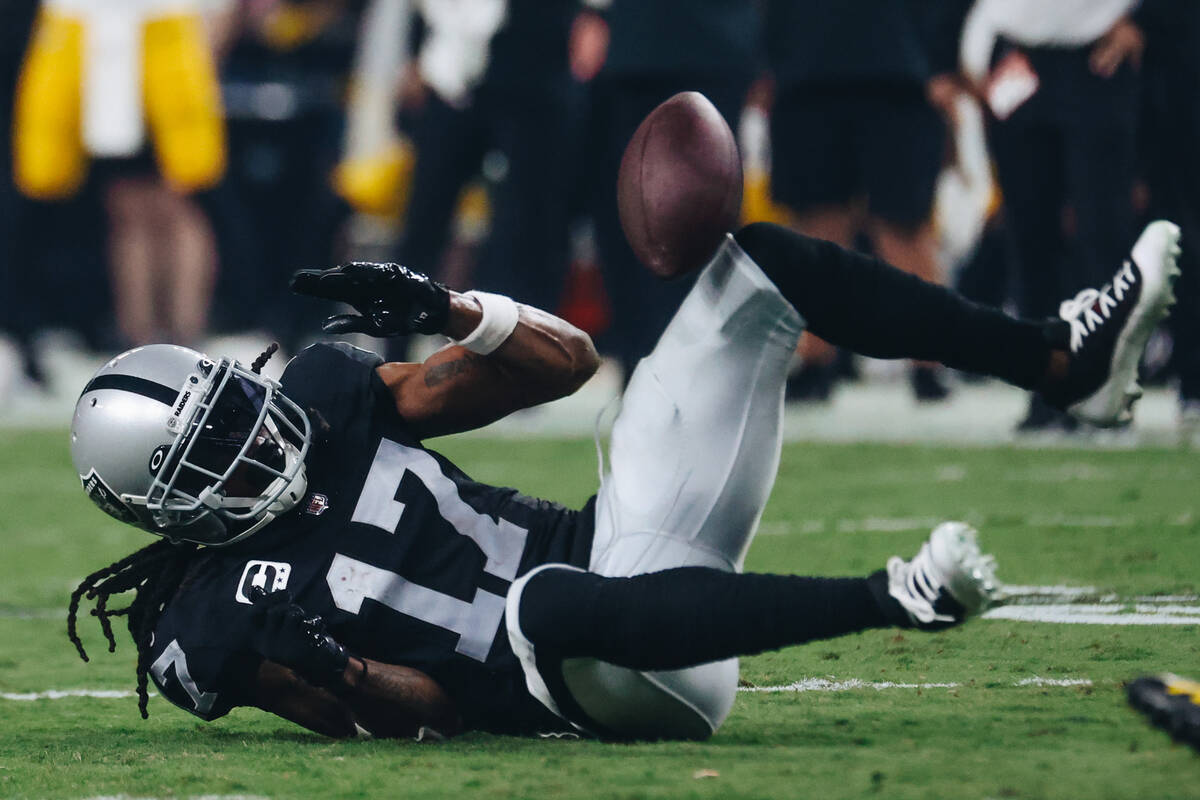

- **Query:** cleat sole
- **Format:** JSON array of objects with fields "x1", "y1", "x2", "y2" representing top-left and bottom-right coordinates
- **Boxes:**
[{"x1": 1070, "y1": 221, "x2": 1182, "y2": 426}]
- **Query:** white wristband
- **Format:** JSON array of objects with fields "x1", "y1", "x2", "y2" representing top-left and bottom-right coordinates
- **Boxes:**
[{"x1": 455, "y1": 291, "x2": 520, "y2": 355}]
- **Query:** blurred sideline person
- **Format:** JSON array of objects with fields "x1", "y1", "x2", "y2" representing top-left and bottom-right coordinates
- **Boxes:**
[
  {"x1": 0, "y1": 0, "x2": 41, "y2": 384},
  {"x1": 1136, "y1": 0, "x2": 1200, "y2": 429},
  {"x1": 65, "y1": 212, "x2": 1178, "y2": 739},
  {"x1": 14, "y1": 0, "x2": 229, "y2": 347},
  {"x1": 763, "y1": 0, "x2": 971, "y2": 403},
  {"x1": 208, "y1": 0, "x2": 361, "y2": 348},
  {"x1": 581, "y1": 0, "x2": 760, "y2": 379},
  {"x1": 346, "y1": 0, "x2": 580, "y2": 325},
  {"x1": 961, "y1": 0, "x2": 1144, "y2": 432}
]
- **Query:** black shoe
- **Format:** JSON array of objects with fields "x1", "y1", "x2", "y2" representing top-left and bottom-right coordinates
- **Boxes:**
[
  {"x1": 910, "y1": 366, "x2": 951, "y2": 402},
  {"x1": 785, "y1": 362, "x2": 836, "y2": 402},
  {"x1": 1016, "y1": 394, "x2": 1080, "y2": 434},
  {"x1": 1041, "y1": 221, "x2": 1182, "y2": 426}
]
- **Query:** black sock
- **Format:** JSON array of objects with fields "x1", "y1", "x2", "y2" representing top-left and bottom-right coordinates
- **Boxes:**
[
  {"x1": 518, "y1": 566, "x2": 902, "y2": 671},
  {"x1": 733, "y1": 222, "x2": 1058, "y2": 391}
]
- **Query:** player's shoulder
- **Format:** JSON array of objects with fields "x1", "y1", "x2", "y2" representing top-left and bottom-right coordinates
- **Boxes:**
[
  {"x1": 280, "y1": 342, "x2": 393, "y2": 437},
  {"x1": 282, "y1": 341, "x2": 385, "y2": 388}
]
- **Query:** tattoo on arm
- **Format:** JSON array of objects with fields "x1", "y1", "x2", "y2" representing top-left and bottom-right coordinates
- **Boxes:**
[{"x1": 422, "y1": 354, "x2": 481, "y2": 388}]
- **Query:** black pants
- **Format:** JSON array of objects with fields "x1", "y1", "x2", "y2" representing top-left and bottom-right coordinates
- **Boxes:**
[
  {"x1": 590, "y1": 73, "x2": 751, "y2": 374},
  {"x1": 1141, "y1": 61, "x2": 1200, "y2": 399},
  {"x1": 989, "y1": 45, "x2": 1140, "y2": 320},
  {"x1": 209, "y1": 112, "x2": 348, "y2": 348},
  {"x1": 398, "y1": 83, "x2": 573, "y2": 315}
]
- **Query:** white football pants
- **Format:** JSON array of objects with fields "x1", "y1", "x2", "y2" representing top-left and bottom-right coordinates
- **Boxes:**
[{"x1": 508, "y1": 234, "x2": 805, "y2": 739}]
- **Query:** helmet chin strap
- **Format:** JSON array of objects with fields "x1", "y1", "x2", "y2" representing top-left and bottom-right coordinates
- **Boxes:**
[
  {"x1": 209, "y1": 465, "x2": 309, "y2": 546},
  {"x1": 195, "y1": 435, "x2": 309, "y2": 546}
]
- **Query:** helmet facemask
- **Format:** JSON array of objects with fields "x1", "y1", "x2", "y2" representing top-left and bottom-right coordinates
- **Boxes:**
[{"x1": 141, "y1": 357, "x2": 311, "y2": 546}]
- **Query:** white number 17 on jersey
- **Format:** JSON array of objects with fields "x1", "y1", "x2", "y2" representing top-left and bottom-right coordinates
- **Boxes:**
[{"x1": 326, "y1": 439, "x2": 529, "y2": 662}]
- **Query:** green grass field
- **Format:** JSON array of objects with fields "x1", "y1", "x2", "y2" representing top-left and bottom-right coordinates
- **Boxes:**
[{"x1": 1, "y1": 428, "x2": 1199, "y2": 799}]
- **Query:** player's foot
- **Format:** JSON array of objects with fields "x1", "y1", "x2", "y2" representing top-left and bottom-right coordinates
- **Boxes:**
[
  {"x1": 1042, "y1": 220, "x2": 1182, "y2": 426},
  {"x1": 910, "y1": 365, "x2": 951, "y2": 402},
  {"x1": 1015, "y1": 394, "x2": 1080, "y2": 435},
  {"x1": 785, "y1": 362, "x2": 836, "y2": 402},
  {"x1": 884, "y1": 521, "x2": 999, "y2": 631}
]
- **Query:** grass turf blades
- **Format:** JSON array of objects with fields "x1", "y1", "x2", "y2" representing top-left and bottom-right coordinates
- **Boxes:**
[{"x1": 0, "y1": 430, "x2": 1198, "y2": 799}]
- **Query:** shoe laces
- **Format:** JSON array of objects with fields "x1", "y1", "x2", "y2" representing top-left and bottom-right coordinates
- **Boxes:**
[
  {"x1": 1058, "y1": 260, "x2": 1137, "y2": 352},
  {"x1": 890, "y1": 535, "x2": 999, "y2": 625},
  {"x1": 889, "y1": 542, "x2": 951, "y2": 624}
]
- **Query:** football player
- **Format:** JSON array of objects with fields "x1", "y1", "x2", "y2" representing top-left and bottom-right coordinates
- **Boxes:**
[{"x1": 68, "y1": 219, "x2": 1180, "y2": 740}]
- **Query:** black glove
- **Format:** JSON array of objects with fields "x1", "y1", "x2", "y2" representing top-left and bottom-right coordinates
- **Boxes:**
[
  {"x1": 290, "y1": 261, "x2": 451, "y2": 337},
  {"x1": 249, "y1": 588, "x2": 349, "y2": 688}
]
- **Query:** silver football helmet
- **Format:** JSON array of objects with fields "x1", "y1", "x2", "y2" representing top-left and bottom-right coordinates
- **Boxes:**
[{"x1": 70, "y1": 345, "x2": 312, "y2": 546}]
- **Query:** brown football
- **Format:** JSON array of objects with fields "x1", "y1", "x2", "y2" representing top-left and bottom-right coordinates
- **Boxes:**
[{"x1": 617, "y1": 91, "x2": 743, "y2": 279}]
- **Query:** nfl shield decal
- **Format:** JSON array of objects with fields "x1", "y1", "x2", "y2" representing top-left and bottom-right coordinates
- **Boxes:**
[{"x1": 305, "y1": 493, "x2": 330, "y2": 516}]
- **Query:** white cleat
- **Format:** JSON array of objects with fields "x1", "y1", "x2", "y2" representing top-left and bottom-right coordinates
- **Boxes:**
[
  {"x1": 1046, "y1": 220, "x2": 1182, "y2": 426},
  {"x1": 886, "y1": 521, "x2": 999, "y2": 630}
]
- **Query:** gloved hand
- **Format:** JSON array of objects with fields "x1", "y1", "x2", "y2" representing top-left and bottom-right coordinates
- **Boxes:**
[
  {"x1": 290, "y1": 261, "x2": 451, "y2": 337},
  {"x1": 249, "y1": 588, "x2": 349, "y2": 688}
]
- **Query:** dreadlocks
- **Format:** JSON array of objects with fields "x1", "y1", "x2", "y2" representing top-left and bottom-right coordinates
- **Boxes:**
[
  {"x1": 66, "y1": 342, "x2": 282, "y2": 718},
  {"x1": 67, "y1": 539, "x2": 201, "y2": 718},
  {"x1": 250, "y1": 342, "x2": 279, "y2": 375}
]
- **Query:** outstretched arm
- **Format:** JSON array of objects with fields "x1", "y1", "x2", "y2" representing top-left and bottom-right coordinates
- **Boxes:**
[
  {"x1": 378, "y1": 293, "x2": 600, "y2": 439},
  {"x1": 254, "y1": 657, "x2": 462, "y2": 739},
  {"x1": 290, "y1": 262, "x2": 600, "y2": 439}
]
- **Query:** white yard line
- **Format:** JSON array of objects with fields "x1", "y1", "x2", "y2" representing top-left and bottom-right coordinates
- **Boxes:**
[
  {"x1": 0, "y1": 608, "x2": 63, "y2": 619},
  {"x1": 1013, "y1": 677, "x2": 1093, "y2": 687},
  {"x1": 1, "y1": 689, "x2": 152, "y2": 701},
  {"x1": 740, "y1": 676, "x2": 1092, "y2": 693},
  {"x1": 985, "y1": 585, "x2": 1200, "y2": 624},
  {"x1": 1002, "y1": 585, "x2": 1104, "y2": 597},
  {"x1": 740, "y1": 678, "x2": 960, "y2": 693},
  {"x1": 984, "y1": 605, "x2": 1200, "y2": 625},
  {"x1": 8, "y1": 678, "x2": 1096, "y2": 702},
  {"x1": 84, "y1": 796, "x2": 269, "y2": 800},
  {"x1": 783, "y1": 511, "x2": 1199, "y2": 536}
]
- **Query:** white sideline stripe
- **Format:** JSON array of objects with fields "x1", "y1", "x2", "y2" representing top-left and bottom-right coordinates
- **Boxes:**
[
  {"x1": 740, "y1": 676, "x2": 1092, "y2": 693},
  {"x1": 1, "y1": 689, "x2": 156, "y2": 701},
  {"x1": 984, "y1": 605, "x2": 1200, "y2": 625}
]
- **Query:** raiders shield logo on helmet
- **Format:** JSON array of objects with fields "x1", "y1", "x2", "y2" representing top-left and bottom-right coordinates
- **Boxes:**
[{"x1": 81, "y1": 470, "x2": 138, "y2": 525}]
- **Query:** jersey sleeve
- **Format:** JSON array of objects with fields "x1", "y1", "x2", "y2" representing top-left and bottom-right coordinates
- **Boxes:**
[
  {"x1": 280, "y1": 342, "x2": 395, "y2": 437},
  {"x1": 148, "y1": 622, "x2": 260, "y2": 721}
]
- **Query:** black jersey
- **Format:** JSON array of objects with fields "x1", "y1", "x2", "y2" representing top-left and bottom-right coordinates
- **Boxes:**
[{"x1": 148, "y1": 343, "x2": 595, "y2": 734}]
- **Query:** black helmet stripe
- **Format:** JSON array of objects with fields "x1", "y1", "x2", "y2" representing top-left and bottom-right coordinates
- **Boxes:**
[{"x1": 82, "y1": 374, "x2": 179, "y2": 407}]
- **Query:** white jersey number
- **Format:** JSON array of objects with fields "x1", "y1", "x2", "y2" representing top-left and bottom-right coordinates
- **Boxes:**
[
  {"x1": 326, "y1": 439, "x2": 529, "y2": 662},
  {"x1": 150, "y1": 638, "x2": 217, "y2": 716}
]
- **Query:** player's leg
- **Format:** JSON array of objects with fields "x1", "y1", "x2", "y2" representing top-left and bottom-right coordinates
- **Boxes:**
[
  {"x1": 735, "y1": 218, "x2": 1182, "y2": 426},
  {"x1": 507, "y1": 522, "x2": 998, "y2": 739},
  {"x1": 589, "y1": 234, "x2": 804, "y2": 577},
  {"x1": 568, "y1": 233, "x2": 802, "y2": 739},
  {"x1": 475, "y1": 86, "x2": 572, "y2": 313}
]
